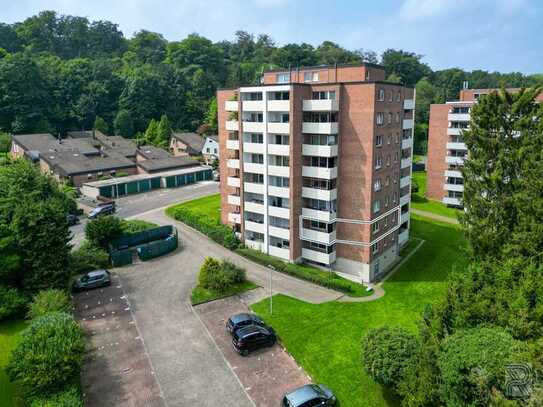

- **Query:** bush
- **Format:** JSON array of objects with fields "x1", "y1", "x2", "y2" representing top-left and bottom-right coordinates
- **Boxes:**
[
  {"x1": 198, "y1": 257, "x2": 247, "y2": 293},
  {"x1": 0, "y1": 285, "x2": 28, "y2": 321},
  {"x1": 122, "y1": 219, "x2": 158, "y2": 234},
  {"x1": 411, "y1": 178, "x2": 419, "y2": 193},
  {"x1": 7, "y1": 312, "x2": 85, "y2": 397},
  {"x1": 85, "y1": 215, "x2": 124, "y2": 250},
  {"x1": 29, "y1": 385, "x2": 83, "y2": 407},
  {"x1": 362, "y1": 326, "x2": 419, "y2": 390},
  {"x1": 28, "y1": 289, "x2": 71, "y2": 319},
  {"x1": 70, "y1": 241, "x2": 110, "y2": 274}
]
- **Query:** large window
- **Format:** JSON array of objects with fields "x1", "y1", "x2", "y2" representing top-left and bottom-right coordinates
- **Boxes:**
[
  {"x1": 378, "y1": 89, "x2": 385, "y2": 101},
  {"x1": 304, "y1": 71, "x2": 319, "y2": 82},
  {"x1": 269, "y1": 196, "x2": 289, "y2": 208},
  {"x1": 376, "y1": 112, "x2": 384, "y2": 125},
  {"x1": 277, "y1": 73, "x2": 289, "y2": 83},
  {"x1": 303, "y1": 198, "x2": 337, "y2": 213},
  {"x1": 304, "y1": 156, "x2": 337, "y2": 168},
  {"x1": 243, "y1": 133, "x2": 263, "y2": 143},
  {"x1": 303, "y1": 112, "x2": 338, "y2": 123},
  {"x1": 268, "y1": 175, "x2": 289, "y2": 188},
  {"x1": 269, "y1": 155, "x2": 289, "y2": 167},
  {"x1": 303, "y1": 134, "x2": 337, "y2": 146},
  {"x1": 270, "y1": 134, "x2": 290, "y2": 145},
  {"x1": 303, "y1": 177, "x2": 336, "y2": 190},
  {"x1": 245, "y1": 173, "x2": 264, "y2": 184},
  {"x1": 269, "y1": 216, "x2": 289, "y2": 229},
  {"x1": 373, "y1": 200, "x2": 381, "y2": 214},
  {"x1": 312, "y1": 90, "x2": 336, "y2": 100}
]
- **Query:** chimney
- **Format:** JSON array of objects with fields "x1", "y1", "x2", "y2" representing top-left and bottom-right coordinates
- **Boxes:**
[{"x1": 463, "y1": 81, "x2": 469, "y2": 90}]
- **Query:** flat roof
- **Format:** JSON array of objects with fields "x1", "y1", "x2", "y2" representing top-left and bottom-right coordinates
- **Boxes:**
[
  {"x1": 263, "y1": 62, "x2": 385, "y2": 73},
  {"x1": 218, "y1": 79, "x2": 411, "y2": 91},
  {"x1": 137, "y1": 156, "x2": 199, "y2": 172}
]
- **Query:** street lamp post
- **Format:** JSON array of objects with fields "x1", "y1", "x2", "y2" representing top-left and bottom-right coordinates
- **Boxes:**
[{"x1": 267, "y1": 264, "x2": 275, "y2": 315}]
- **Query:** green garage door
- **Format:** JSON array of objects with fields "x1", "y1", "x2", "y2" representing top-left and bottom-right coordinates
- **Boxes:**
[
  {"x1": 116, "y1": 183, "x2": 127, "y2": 197},
  {"x1": 195, "y1": 171, "x2": 204, "y2": 181},
  {"x1": 186, "y1": 173, "x2": 195, "y2": 184},
  {"x1": 139, "y1": 179, "x2": 150, "y2": 192},
  {"x1": 126, "y1": 181, "x2": 138, "y2": 194},
  {"x1": 99, "y1": 186, "x2": 112, "y2": 198},
  {"x1": 204, "y1": 169, "x2": 212, "y2": 180},
  {"x1": 151, "y1": 177, "x2": 161, "y2": 189},
  {"x1": 165, "y1": 176, "x2": 176, "y2": 188},
  {"x1": 176, "y1": 174, "x2": 186, "y2": 186}
]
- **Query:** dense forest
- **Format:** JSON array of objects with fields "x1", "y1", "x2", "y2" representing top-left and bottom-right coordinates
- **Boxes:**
[{"x1": 0, "y1": 10, "x2": 542, "y2": 153}]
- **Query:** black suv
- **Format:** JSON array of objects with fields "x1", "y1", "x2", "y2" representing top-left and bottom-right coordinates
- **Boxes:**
[
  {"x1": 226, "y1": 313, "x2": 266, "y2": 334},
  {"x1": 72, "y1": 269, "x2": 111, "y2": 292},
  {"x1": 88, "y1": 204, "x2": 115, "y2": 219},
  {"x1": 232, "y1": 325, "x2": 276, "y2": 356}
]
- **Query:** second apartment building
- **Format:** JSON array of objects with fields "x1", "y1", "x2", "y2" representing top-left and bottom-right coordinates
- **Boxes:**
[{"x1": 217, "y1": 63, "x2": 415, "y2": 283}]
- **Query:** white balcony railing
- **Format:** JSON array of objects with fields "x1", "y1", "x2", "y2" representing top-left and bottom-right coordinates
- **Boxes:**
[
  {"x1": 302, "y1": 122, "x2": 338, "y2": 134},
  {"x1": 242, "y1": 121, "x2": 265, "y2": 133},
  {"x1": 402, "y1": 119, "x2": 414, "y2": 130},
  {"x1": 225, "y1": 101, "x2": 238, "y2": 112},
  {"x1": 268, "y1": 122, "x2": 290, "y2": 134},
  {"x1": 302, "y1": 187, "x2": 337, "y2": 201},
  {"x1": 243, "y1": 162, "x2": 264, "y2": 174},
  {"x1": 302, "y1": 144, "x2": 338, "y2": 157},
  {"x1": 302, "y1": 207, "x2": 336, "y2": 222},
  {"x1": 227, "y1": 176, "x2": 240, "y2": 188},
  {"x1": 245, "y1": 239, "x2": 264, "y2": 252},
  {"x1": 243, "y1": 142, "x2": 265, "y2": 154},
  {"x1": 268, "y1": 165, "x2": 289, "y2": 177},
  {"x1": 244, "y1": 220, "x2": 265, "y2": 234},
  {"x1": 227, "y1": 194, "x2": 240, "y2": 206},
  {"x1": 244, "y1": 182, "x2": 264, "y2": 194},
  {"x1": 268, "y1": 100, "x2": 290, "y2": 112},
  {"x1": 443, "y1": 196, "x2": 462, "y2": 206},
  {"x1": 446, "y1": 156, "x2": 465, "y2": 165},
  {"x1": 242, "y1": 100, "x2": 265, "y2": 111},
  {"x1": 267, "y1": 143, "x2": 290, "y2": 156},
  {"x1": 244, "y1": 201, "x2": 265, "y2": 214},
  {"x1": 228, "y1": 212, "x2": 241, "y2": 224},
  {"x1": 401, "y1": 138, "x2": 412, "y2": 150},
  {"x1": 400, "y1": 194, "x2": 410, "y2": 207},
  {"x1": 302, "y1": 166, "x2": 338, "y2": 179},
  {"x1": 269, "y1": 245, "x2": 290, "y2": 260},
  {"x1": 400, "y1": 157, "x2": 412, "y2": 169},
  {"x1": 448, "y1": 113, "x2": 470, "y2": 122},
  {"x1": 268, "y1": 205, "x2": 290, "y2": 219},
  {"x1": 401, "y1": 211, "x2": 410, "y2": 225},
  {"x1": 268, "y1": 225, "x2": 290, "y2": 240},
  {"x1": 227, "y1": 159, "x2": 240, "y2": 169},
  {"x1": 302, "y1": 99, "x2": 339, "y2": 112},
  {"x1": 268, "y1": 185, "x2": 289, "y2": 198},
  {"x1": 398, "y1": 229, "x2": 409, "y2": 245},
  {"x1": 301, "y1": 227, "x2": 336, "y2": 245},
  {"x1": 446, "y1": 142, "x2": 467, "y2": 150},
  {"x1": 400, "y1": 176, "x2": 411, "y2": 189},
  {"x1": 444, "y1": 184, "x2": 464, "y2": 192},
  {"x1": 445, "y1": 170, "x2": 462, "y2": 178},
  {"x1": 225, "y1": 120, "x2": 239, "y2": 131},
  {"x1": 403, "y1": 99, "x2": 415, "y2": 110},
  {"x1": 302, "y1": 248, "x2": 336, "y2": 265},
  {"x1": 226, "y1": 139, "x2": 239, "y2": 150},
  {"x1": 447, "y1": 127, "x2": 463, "y2": 136}
]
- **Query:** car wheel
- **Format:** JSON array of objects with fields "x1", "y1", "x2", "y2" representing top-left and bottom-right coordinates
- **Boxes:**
[{"x1": 241, "y1": 349, "x2": 249, "y2": 356}]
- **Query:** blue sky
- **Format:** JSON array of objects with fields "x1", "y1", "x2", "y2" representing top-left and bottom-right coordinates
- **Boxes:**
[{"x1": 2, "y1": 0, "x2": 541, "y2": 74}]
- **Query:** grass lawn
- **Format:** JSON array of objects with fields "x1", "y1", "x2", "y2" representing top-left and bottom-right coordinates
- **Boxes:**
[
  {"x1": 411, "y1": 171, "x2": 462, "y2": 219},
  {"x1": 0, "y1": 320, "x2": 28, "y2": 407},
  {"x1": 251, "y1": 215, "x2": 467, "y2": 406},
  {"x1": 122, "y1": 219, "x2": 159, "y2": 234},
  {"x1": 167, "y1": 193, "x2": 221, "y2": 222},
  {"x1": 191, "y1": 281, "x2": 259, "y2": 305}
]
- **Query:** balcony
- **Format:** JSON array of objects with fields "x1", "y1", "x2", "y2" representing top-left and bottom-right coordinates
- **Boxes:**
[
  {"x1": 446, "y1": 142, "x2": 467, "y2": 150},
  {"x1": 402, "y1": 119, "x2": 414, "y2": 130},
  {"x1": 443, "y1": 196, "x2": 462, "y2": 206},
  {"x1": 226, "y1": 140, "x2": 239, "y2": 150},
  {"x1": 245, "y1": 220, "x2": 265, "y2": 234},
  {"x1": 302, "y1": 99, "x2": 339, "y2": 112},
  {"x1": 242, "y1": 100, "x2": 264, "y2": 111},
  {"x1": 268, "y1": 205, "x2": 290, "y2": 219},
  {"x1": 243, "y1": 142, "x2": 265, "y2": 154},
  {"x1": 225, "y1": 101, "x2": 238, "y2": 112},
  {"x1": 243, "y1": 162, "x2": 264, "y2": 174},
  {"x1": 302, "y1": 144, "x2": 338, "y2": 157},
  {"x1": 445, "y1": 170, "x2": 462, "y2": 178},
  {"x1": 245, "y1": 239, "x2": 264, "y2": 252},
  {"x1": 268, "y1": 100, "x2": 290, "y2": 112},
  {"x1": 268, "y1": 122, "x2": 290, "y2": 134},
  {"x1": 302, "y1": 187, "x2": 337, "y2": 201},
  {"x1": 444, "y1": 183, "x2": 464, "y2": 192},
  {"x1": 225, "y1": 120, "x2": 239, "y2": 131},
  {"x1": 301, "y1": 227, "x2": 336, "y2": 245},
  {"x1": 448, "y1": 113, "x2": 470, "y2": 122},
  {"x1": 446, "y1": 156, "x2": 465, "y2": 165},
  {"x1": 403, "y1": 99, "x2": 415, "y2": 110},
  {"x1": 228, "y1": 212, "x2": 241, "y2": 224},
  {"x1": 227, "y1": 159, "x2": 240, "y2": 169},
  {"x1": 400, "y1": 194, "x2": 410, "y2": 207},
  {"x1": 244, "y1": 182, "x2": 264, "y2": 194},
  {"x1": 243, "y1": 121, "x2": 264, "y2": 133},
  {"x1": 302, "y1": 166, "x2": 338, "y2": 179},
  {"x1": 398, "y1": 229, "x2": 409, "y2": 245},
  {"x1": 268, "y1": 165, "x2": 289, "y2": 177},
  {"x1": 227, "y1": 176, "x2": 240, "y2": 188},
  {"x1": 302, "y1": 122, "x2": 338, "y2": 134},
  {"x1": 302, "y1": 207, "x2": 336, "y2": 222},
  {"x1": 400, "y1": 157, "x2": 411, "y2": 169},
  {"x1": 268, "y1": 143, "x2": 290, "y2": 156},
  {"x1": 268, "y1": 185, "x2": 289, "y2": 198},
  {"x1": 227, "y1": 194, "x2": 241, "y2": 206},
  {"x1": 400, "y1": 176, "x2": 411, "y2": 189},
  {"x1": 244, "y1": 201, "x2": 265, "y2": 214},
  {"x1": 401, "y1": 138, "x2": 413, "y2": 150},
  {"x1": 302, "y1": 248, "x2": 336, "y2": 265},
  {"x1": 401, "y1": 211, "x2": 410, "y2": 225},
  {"x1": 447, "y1": 127, "x2": 463, "y2": 136},
  {"x1": 269, "y1": 245, "x2": 290, "y2": 260},
  {"x1": 269, "y1": 226, "x2": 290, "y2": 240}
]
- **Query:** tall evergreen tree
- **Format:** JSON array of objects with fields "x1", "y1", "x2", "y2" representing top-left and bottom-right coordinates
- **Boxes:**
[{"x1": 155, "y1": 114, "x2": 172, "y2": 148}]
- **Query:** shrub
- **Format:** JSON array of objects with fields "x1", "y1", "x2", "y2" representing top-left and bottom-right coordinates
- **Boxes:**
[
  {"x1": 122, "y1": 219, "x2": 158, "y2": 234},
  {"x1": 411, "y1": 178, "x2": 419, "y2": 193},
  {"x1": 29, "y1": 385, "x2": 83, "y2": 407},
  {"x1": 362, "y1": 326, "x2": 419, "y2": 390},
  {"x1": 70, "y1": 241, "x2": 110, "y2": 274},
  {"x1": 198, "y1": 257, "x2": 247, "y2": 293},
  {"x1": 222, "y1": 261, "x2": 246, "y2": 284},
  {"x1": 28, "y1": 289, "x2": 71, "y2": 319},
  {"x1": 198, "y1": 257, "x2": 222, "y2": 289},
  {"x1": 85, "y1": 215, "x2": 124, "y2": 250},
  {"x1": 0, "y1": 285, "x2": 28, "y2": 321}
]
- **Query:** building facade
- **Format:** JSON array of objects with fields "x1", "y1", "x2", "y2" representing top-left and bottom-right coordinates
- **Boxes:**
[{"x1": 217, "y1": 63, "x2": 415, "y2": 283}]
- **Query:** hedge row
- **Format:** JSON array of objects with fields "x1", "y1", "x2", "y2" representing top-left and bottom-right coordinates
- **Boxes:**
[{"x1": 166, "y1": 206, "x2": 239, "y2": 249}]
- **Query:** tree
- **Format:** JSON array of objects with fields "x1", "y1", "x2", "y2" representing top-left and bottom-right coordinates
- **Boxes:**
[
  {"x1": 93, "y1": 115, "x2": 108, "y2": 135},
  {"x1": 27, "y1": 289, "x2": 71, "y2": 319},
  {"x1": 129, "y1": 30, "x2": 167, "y2": 64},
  {"x1": 143, "y1": 118, "x2": 159, "y2": 145},
  {"x1": 70, "y1": 240, "x2": 110, "y2": 274},
  {"x1": 0, "y1": 285, "x2": 27, "y2": 321},
  {"x1": 155, "y1": 114, "x2": 172, "y2": 147},
  {"x1": 7, "y1": 312, "x2": 85, "y2": 397},
  {"x1": 85, "y1": 215, "x2": 124, "y2": 250},
  {"x1": 114, "y1": 109, "x2": 134, "y2": 138},
  {"x1": 381, "y1": 49, "x2": 431, "y2": 87},
  {"x1": 204, "y1": 97, "x2": 218, "y2": 133}
]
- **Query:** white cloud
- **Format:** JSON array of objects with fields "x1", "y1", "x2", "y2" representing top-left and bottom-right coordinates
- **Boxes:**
[{"x1": 399, "y1": 0, "x2": 466, "y2": 22}]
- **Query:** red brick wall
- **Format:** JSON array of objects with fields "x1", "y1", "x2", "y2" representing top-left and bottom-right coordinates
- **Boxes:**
[{"x1": 426, "y1": 104, "x2": 450, "y2": 201}]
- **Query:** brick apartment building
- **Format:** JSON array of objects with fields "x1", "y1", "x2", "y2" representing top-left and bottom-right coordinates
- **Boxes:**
[
  {"x1": 217, "y1": 63, "x2": 415, "y2": 283},
  {"x1": 426, "y1": 88, "x2": 543, "y2": 206}
]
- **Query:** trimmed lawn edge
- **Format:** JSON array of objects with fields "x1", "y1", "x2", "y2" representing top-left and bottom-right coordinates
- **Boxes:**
[{"x1": 191, "y1": 281, "x2": 259, "y2": 306}]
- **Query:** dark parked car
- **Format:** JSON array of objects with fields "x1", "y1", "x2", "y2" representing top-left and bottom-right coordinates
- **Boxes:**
[
  {"x1": 67, "y1": 214, "x2": 79, "y2": 226},
  {"x1": 88, "y1": 204, "x2": 115, "y2": 219},
  {"x1": 226, "y1": 313, "x2": 266, "y2": 334},
  {"x1": 72, "y1": 269, "x2": 111, "y2": 292},
  {"x1": 232, "y1": 325, "x2": 276, "y2": 356},
  {"x1": 282, "y1": 384, "x2": 337, "y2": 407}
]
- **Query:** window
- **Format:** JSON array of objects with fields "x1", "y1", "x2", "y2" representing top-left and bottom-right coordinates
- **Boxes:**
[
  {"x1": 376, "y1": 113, "x2": 384, "y2": 125},
  {"x1": 312, "y1": 90, "x2": 335, "y2": 100},
  {"x1": 394, "y1": 152, "x2": 399, "y2": 162},
  {"x1": 375, "y1": 156, "x2": 382, "y2": 169},
  {"x1": 372, "y1": 222, "x2": 380, "y2": 234},
  {"x1": 206, "y1": 147, "x2": 210, "y2": 153},
  {"x1": 396, "y1": 112, "x2": 400, "y2": 123},
  {"x1": 374, "y1": 179, "x2": 381, "y2": 191},
  {"x1": 396, "y1": 91, "x2": 401, "y2": 102},
  {"x1": 277, "y1": 73, "x2": 289, "y2": 83},
  {"x1": 385, "y1": 195, "x2": 390, "y2": 207},
  {"x1": 388, "y1": 91, "x2": 393, "y2": 102},
  {"x1": 268, "y1": 175, "x2": 289, "y2": 188},
  {"x1": 214, "y1": 148, "x2": 217, "y2": 154},
  {"x1": 393, "y1": 192, "x2": 398, "y2": 203},
  {"x1": 387, "y1": 135, "x2": 391, "y2": 145},
  {"x1": 388, "y1": 112, "x2": 393, "y2": 124},
  {"x1": 376, "y1": 135, "x2": 383, "y2": 147},
  {"x1": 378, "y1": 89, "x2": 385, "y2": 101},
  {"x1": 372, "y1": 243, "x2": 378, "y2": 254},
  {"x1": 384, "y1": 216, "x2": 388, "y2": 227},
  {"x1": 385, "y1": 176, "x2": 390, "y2": 186},
  {"x1": 395, "y1": 132, "x2": 400, "y2": 143},
  {"x1": 386, "y1": 155, "x2": 391, "y2": 167},
  {"x1": 304, "y1": 71, "x2": 319, "y2": 82},
  {"x1": 373, "y1": 200, "x2": 381, "y2": 214}
]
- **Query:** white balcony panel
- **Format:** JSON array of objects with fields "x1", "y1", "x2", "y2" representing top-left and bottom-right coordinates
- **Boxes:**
[
  {"x1": 400, "y1": 158, "x2": 412, "y2": 169},
  {"x1": 243, "y1": 162, "x2": 264, "y2": 174},
  {"x1": 268, "y1": 226, "x2": 290, "y2": 240},
  {"x1": 302, "y1": 248, "x2": 336, "y2": 265},
  {"x1": 302, "y1": 166, "x2": 338, "y2": 179},
  {"x1": 267, "y1": 143, "x2": 290, "y2": 156},
  {"x1": 447, "y1": 127, "x2": 463, "y2": 136},
  {"x1": 445, "y1": 170, "x2": 462, "y2": 178},
  {"x1": 225, "y1": 120, "x2": 239, "y2": 131},
  {"x1": 402, "y1": 119, "x2": 414, "y2": 130},
  {"x1": 400, "y1": 194, "x2": 410, "y2": 207},
  {"x1": 401, "y1": 211, "x2": 410, "y2": 225},
  {"x1": 268, "y1": 186, "x2": 289, "y2": 198},
  {"x1": 268, "y1": 100, "x2": 290, "y2": 112},
  {"x1": 444, "y1": 184, "x2": 464, "y2": 192},
  {"x1": 302, "y1": 99, "x2": 339, "y2": 112},
  {"x1": 302, "y1": 208, "x2": 336, "y2": 223},
  {"x1": 227, "y1": 159, "x2": 240, "y2": 169},
  {"x1": 268, "y1": 205, "x2": 290, "y2": 219},
  {"x1": 301, "y1": 228, "x2": 336, "y2": 245},
  {"x1": 225, "y1": 101, "x2": 238, "y2": 112},
  {"x1": 269, "y1": 245, "x2": 290, "y2": 260},
  {"x1": 401, "y1": 138, "x2": 413, "y2": 150},
  {"x1": 242, "y1": 100, "x2": 265, "y2": 111},
  {"x1": 446, "y1": 142, "x2": 467, "y2": 150},
  {"x1": 226, "y1": 139, "x2": 239, "y2": 150},
  {"x1": 243, "y1": 142, "x2": 265, "y2": 154},
  {"x1": 403, "y1": 99, "x2": 415, "y2": 110},
  {"x1": 227, "y1": 194, "x2": 240, "y2": 206},
  {"x1": 400, "y1": 176, "x2": 411, "y2": 189},
  {"x1": 228, "y1": 213, "x2": 241, "y2": 224},
  {"x1": 245, "y1": 239, "x2": 264, "y2": 252},
  {"x1": 227, "y1": 176, "x2": 240, "y2": 188},
  {"x1": 244, "y1": 201, "x2": 265, "y2": 214},
  {"x1": 302, "y1": 187, "x2": 337, "y2": 201},
  {"x1": 268, "y1": 165, "x2": 289, "y2": 177},
  {"x1": 243, "y1": 121, "x2": 264, "y2": 133},
  {"x1": 244, "y1": 220, "x2": 265, "y2": 234},
  {"x1": 302, "y1": 144, "x2": 338, "y2": 157},
  {"x1": 448, "y1": 113, "x2": 470, "y2": 122},
  {"x1": 398, "y1": 229, "x2": 409, "y2": 245},
  {"x1": 443, "y1": 197, "x2": 462, "y2": 206},
  {"x1": 446, "y1": 156, "x2": 465, "y2": 165},
  {"x1": 302, "y1": 122, "x2": 338, "y2": 134},
  {"x1": 268, "y1": 122, "x2": 290, "y2": 134},
  {"x1": 244, "y1": 182, "x2": 264, "y2": 194}
]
